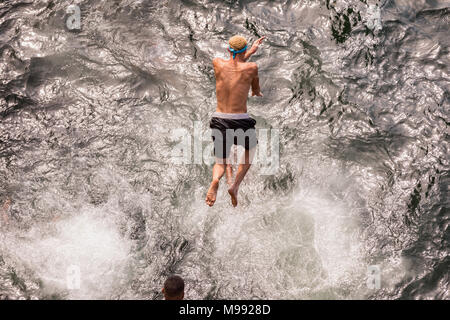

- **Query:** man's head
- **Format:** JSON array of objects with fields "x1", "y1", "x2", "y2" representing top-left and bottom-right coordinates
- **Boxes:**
[
  {"x1": 162, "y1": 275, "x2": 185, "y2": 300},
  {"x1": 228, "y1": 35, "x2": 248, "y2": 59}
]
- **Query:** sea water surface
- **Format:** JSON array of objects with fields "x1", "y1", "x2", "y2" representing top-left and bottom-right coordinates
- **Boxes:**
[{"x1": 0, "y1": 0, "x2": 448, "y2": 299}]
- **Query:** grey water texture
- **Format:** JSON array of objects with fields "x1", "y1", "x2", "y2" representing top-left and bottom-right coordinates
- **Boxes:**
[{"x1": 0, "y1": 0, "x2": 449, "y2": 299}]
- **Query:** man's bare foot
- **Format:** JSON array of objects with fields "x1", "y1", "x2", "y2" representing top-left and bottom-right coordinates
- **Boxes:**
[
  {"x1": 2, "y1": 198, "x2": 11, "y2": 211},
  {"x1": 206, "y1": 179, "x2": 220, "y2": 207},
  {"x1": 225, "y1": 165, "x2": 233, "y2": 188},
  {"x1": 228, "y1": 185, "x2": 239, "y2": 207}
]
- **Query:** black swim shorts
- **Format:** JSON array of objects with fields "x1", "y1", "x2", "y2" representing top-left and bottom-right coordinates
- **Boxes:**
[{"x1": 210, "y1": 113, "x2": 257, "y2": 159}]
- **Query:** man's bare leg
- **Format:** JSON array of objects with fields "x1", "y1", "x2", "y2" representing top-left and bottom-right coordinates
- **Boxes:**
[
  {"x1": 225, "y1": 164, "x2": 233, "y2": 188},
  {"x1": 206, "y1": 161, "x2": 227, "y2": 207},
  {"x1": 225, "y1": 146, "x2": 236, "y2": 188},
  {"x1": 228, "y1": 148, "x2": 255, "y2": 207}
]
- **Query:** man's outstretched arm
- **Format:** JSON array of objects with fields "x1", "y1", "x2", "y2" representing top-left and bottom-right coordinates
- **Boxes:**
[
  {"x1": 251, "y1": 64, "x2": 263, "y2": 97},
  {"x1": 244, "y1": 36, "x2": 265, "y2": 62}
]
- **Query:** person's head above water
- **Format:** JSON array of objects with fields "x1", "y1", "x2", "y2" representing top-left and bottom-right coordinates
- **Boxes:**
[
  {"x1": 228, "y1": 35, "x2": 248, "y2": 60},
  {"x1": 162, "y1": 275, "x2": 185, "y2": 300}
]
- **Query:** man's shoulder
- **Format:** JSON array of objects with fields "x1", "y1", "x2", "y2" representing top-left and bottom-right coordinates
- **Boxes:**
[
  {"x1": 246, "y1": 62, "x2": 258, "y2": 69},
  {"x1": 246, "y1": 62, "x2": 258, "y2": 75},
  {"x1": 213, "y1": 57, "x2": 225, "y2": 65}
]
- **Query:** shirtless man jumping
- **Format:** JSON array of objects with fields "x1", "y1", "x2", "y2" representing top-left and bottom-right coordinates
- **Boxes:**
[{"x1": 205, "y1": 35, "x2": 265, "y2": 207}]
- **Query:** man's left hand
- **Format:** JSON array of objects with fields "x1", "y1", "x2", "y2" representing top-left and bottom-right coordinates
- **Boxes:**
[{"x1": 251, "y1": 36, "x2": 266, "y2": 53}]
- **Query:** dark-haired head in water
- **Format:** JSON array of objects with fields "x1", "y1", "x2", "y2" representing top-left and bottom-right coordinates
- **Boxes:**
[{"x1": 162, "y1": 275, "x2": 185, "y2": 300}]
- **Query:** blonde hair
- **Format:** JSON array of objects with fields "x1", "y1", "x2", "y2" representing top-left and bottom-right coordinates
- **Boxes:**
[{"x1": 228, "y1": 35, "x2": 247, "y2": 50}]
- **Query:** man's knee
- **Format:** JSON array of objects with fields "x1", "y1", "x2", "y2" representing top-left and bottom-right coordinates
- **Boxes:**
[{"x1": 215, "y1": 157, "x2": 230, "y2": 165}]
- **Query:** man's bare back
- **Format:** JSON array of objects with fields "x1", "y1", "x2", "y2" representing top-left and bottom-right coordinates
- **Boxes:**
[{"x1": 213, "y1": 58, "x2": 262, "y2": 114}]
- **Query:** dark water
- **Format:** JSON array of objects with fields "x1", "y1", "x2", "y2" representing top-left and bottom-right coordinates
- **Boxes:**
[{"x1": 0, "y1": 0, "x2": 448, "y2": 299}]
